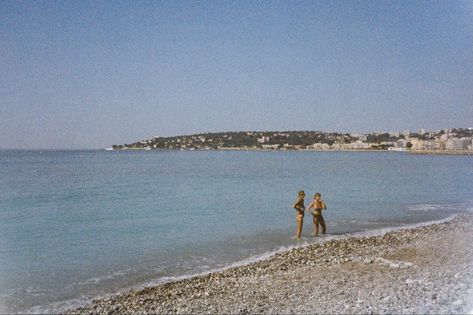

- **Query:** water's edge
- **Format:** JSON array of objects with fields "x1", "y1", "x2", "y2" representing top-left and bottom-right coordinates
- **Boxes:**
[{"x1": 27, "y1": 214, "x2": 458, "y2": 314}]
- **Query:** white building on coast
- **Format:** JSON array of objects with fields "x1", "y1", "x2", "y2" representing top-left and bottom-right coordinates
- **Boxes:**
[
  {"x1": 262, "y1": 144, "x2": 280, "y2": 150},
  {"x1": 446, "y1": 138, "x2": 473, "y2": 150},
  {"x1": 309, "y1": 143, "x2": 331, "y2": 150},
  {"x1": 257, "y1": 136, "x2": 270, "y2": 144}
]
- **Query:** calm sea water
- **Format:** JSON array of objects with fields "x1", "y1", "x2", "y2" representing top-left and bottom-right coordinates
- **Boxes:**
[{"x1": 1, "y1": 150, "x2": 472, "y2": 313}]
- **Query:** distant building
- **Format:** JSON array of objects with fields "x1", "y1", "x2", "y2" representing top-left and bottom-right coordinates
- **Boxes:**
[
  {"x1": 443, "y1": 129, "x2": 452, "y2": 134},
  {"x1": 419, "y1": 129, "x2": 426, "y2": 135},
  {"x1": 310, "y1": 143, "x2": 331, "y2": 150},
  {"x1": 257, "y1": 136, "x2": 270, "y2": 144},
  {"x1": 423, "y1": 140, "x2": 439, "y2": 150},
  {"x1": 389, "y1": 131, "x2": 400, "y2": 137},
  {"x1": 343, "y1": 141, "x2": 370, "y2": 149},
  {"x1": 331, "y1": 143, "x2": 343, "y2": 150},
  {"x1": 410, "y1": 139, "x2": 425, "y2": 150},
  {"x1": 402, "y1": 130, "x2": 411, "y2": 137},
  {"x1": 397, "y1": 139, "x2": 408, "y2": 148},
  {"x1": 446, "y1": 138, "x2": 472, "y2": 150}
]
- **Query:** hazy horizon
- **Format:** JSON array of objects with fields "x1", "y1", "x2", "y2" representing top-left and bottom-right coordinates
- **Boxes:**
[
  {"x1": 2, "y1": 126, "x2": 471, "y2": 150},
  {"x1": 1, "y1": 1, "x2": 472, "y2": 149}
]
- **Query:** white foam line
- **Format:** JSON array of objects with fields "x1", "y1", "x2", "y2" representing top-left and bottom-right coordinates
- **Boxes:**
[
  {"x1": 24, "y1": 214, "x2": 460, "y2": 314},
  {"x1": 343, "y1": 213, "x2": 458, "y2": 238}
]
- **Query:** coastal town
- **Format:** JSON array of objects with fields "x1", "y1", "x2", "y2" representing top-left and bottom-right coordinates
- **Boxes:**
[{"x1": 112, "y1": 127, "x2": 473, "y2": 153}]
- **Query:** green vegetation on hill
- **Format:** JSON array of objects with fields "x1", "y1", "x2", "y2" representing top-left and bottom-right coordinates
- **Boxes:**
[
  {"x1": 112, "y1": 128, "x2": 473, "y2": 151},
  {"x1": 113, "y1": 130, "x2": 372, "y2": 150}
]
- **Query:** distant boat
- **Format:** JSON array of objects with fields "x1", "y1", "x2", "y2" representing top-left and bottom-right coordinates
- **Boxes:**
[
  {"x1": 144, "y1": 147, "x2": 152, "y2": 150},
  {"x1": 105, "y1": 147, "x2": 114, "y2": 151}
]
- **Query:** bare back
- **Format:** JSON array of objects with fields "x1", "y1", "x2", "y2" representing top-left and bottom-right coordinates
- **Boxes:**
[{"x1": 293, "y1": 197, "x2": 305, "y2": 216}]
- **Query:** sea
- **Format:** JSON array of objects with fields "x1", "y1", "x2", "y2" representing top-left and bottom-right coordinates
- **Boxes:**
[{"x1": 1, "y1": 149, "x2": 472, "y2": 313}]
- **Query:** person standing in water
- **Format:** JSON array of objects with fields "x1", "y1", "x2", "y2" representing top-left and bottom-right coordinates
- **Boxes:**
[
  {"x1": 292, "y1": 190, "x2": 305, "y2": 239},
  {"x1": 308, "y1": 192, "x2": 327, "y2": 237}
]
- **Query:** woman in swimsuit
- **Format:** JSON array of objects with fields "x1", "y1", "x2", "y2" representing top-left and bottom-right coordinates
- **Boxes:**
[
  {"x1": 292, "y1": 190, "x2": 305, "y2": 239},
  {"x1": 308, "y1": 192, "x2": 327, "y2": 237}
]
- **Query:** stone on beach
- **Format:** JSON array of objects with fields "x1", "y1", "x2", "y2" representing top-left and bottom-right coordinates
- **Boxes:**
[{"x1": 67, "y1": 214, "x2": 473, "y2": 314}]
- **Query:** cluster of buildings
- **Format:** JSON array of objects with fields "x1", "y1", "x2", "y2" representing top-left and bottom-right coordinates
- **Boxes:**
[
  {"x1": 408, "y1": 135, "x2": 473, "y2": 151},
  {"x1": 388, "y1": 129, "x2": 473, "y2": 151},
  {"x1": 260, "y1": 129, "x2": 473, "y2": 152},
  {"x1": 113, "y1": 128, "x2": 473, "y2": 153},
  {"x1": 310, "y1": 129, "x2": 472, "y2": 152}
]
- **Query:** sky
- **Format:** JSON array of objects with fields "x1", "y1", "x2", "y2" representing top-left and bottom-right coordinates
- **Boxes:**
[{"x1": 1, "y1": 1, "x2": 472, "y2": 149}]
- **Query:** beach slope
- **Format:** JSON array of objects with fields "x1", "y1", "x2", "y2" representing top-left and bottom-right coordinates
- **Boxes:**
[{"x1": 69, "y1": 214, "x2": 473, "y2": 314}]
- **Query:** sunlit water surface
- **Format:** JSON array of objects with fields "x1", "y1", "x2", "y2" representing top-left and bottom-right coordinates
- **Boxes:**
[{"x1": 1, "y1": 150, "x2": 472, "y2": 312}]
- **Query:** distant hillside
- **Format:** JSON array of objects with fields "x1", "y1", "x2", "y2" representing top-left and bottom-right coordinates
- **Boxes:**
[{"x1": 111, "y1": 128, "x2": 473, "y2": 151}]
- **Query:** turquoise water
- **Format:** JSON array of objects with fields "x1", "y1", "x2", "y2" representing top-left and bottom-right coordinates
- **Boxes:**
[{"x1": 1, "y1": 150, "x2": 472, "y2": 313}]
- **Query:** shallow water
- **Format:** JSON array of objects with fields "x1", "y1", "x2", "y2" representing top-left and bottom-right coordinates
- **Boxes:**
[{"x1": 0, "y1": 150, "x2": 472, "y2": 313}]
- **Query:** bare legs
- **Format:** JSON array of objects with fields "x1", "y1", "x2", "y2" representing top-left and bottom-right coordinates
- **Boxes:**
[
  {"x1": 313, "y1": 214, "x2": 326, "y2": 237},
  {"x1": 295, "y1": 212, "x2": 327, "y2": 239},
  {"x1": 296, "y1": 214, "x2": 304, "y2": 239}
]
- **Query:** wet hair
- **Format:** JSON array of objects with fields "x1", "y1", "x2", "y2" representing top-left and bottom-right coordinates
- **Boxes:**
[
  {"x1": 298, "y1": 190, "x2": 305, "y2": 197},
  {"x1": 315, "y1": 192, "x2": 321, "y2": 198}
]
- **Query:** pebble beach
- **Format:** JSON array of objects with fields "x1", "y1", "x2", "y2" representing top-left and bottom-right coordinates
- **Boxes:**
[{"x1": 68, "y1": 214, "x2": 473, "y2": 314}]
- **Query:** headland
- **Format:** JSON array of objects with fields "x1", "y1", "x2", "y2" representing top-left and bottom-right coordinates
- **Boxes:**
[{"x1": 109, "y1": 128, "x2": 473, "y2": 155}]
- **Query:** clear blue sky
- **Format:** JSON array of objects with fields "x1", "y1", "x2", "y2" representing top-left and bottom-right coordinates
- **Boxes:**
[{"x1": 1, "y1": 1, "x2": 472, "y2": 149}]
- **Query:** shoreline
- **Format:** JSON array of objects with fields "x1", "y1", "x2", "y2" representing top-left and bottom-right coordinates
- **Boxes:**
[
  {"x1": 108, "y1": 148, "x2": 473, "y2": 155},
  {"x1": 408, "y1": 149, "x2": 473, "y2": 155},
  {"x1": 67, "y1": 214, "x2": 473, "y2": 314}
]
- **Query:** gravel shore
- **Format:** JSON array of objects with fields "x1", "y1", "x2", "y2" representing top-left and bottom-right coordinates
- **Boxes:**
[{"x1": 68, "y1": 214, "x2": 473, "y2": 314}]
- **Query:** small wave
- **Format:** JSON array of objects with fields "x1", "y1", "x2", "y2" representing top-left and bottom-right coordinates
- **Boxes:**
[
  {"x1": 463, "y1": 200, "x2": 473, "y2": 213},
  {"x1": 24, "y1": 294, "x2": 105, "y2": 315},
  {"x1": 346, "y1": 214, "x2": 457, "y2": 237},
  {"x1": 406, "y1": 203, "x2": 451, "y2": 211},
  {"x1": 406, "y1": 201, "x2": 473, "y2": 213},
  {"x1": 77, "y1": 268, "x2": 135, "y2": 286}
]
